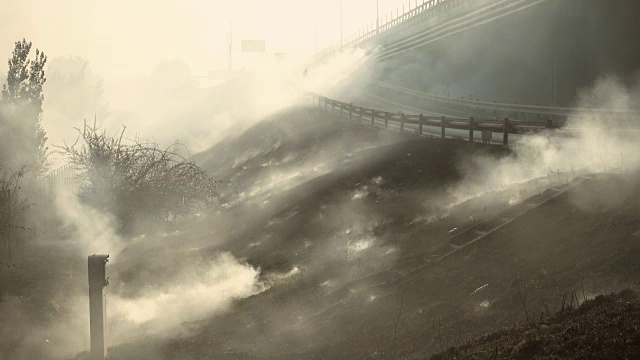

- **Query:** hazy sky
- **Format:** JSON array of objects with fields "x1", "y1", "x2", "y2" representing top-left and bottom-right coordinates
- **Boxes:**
[{"x1": 0, "y1": 0, "x2": 423, "y2": 77}]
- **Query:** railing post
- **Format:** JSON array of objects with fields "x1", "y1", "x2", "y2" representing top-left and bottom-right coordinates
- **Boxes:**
[
  {"x1": 503, "y1": 118, "x2": 509, "y2": 146},
  {"x1": 385, "y1": 112, "x2": 389, "y2": 128},
  {"x1": 441, "y1": 116, "x2": 446, "y2": 139},
  {"x1": 400, "y1": 112, "x2": 405, "y2": 132},
  {"x1": 419, "y1": 114, "x2": 424, "y2": 135},
  {"x1": 469, "y1": 117, "x2": 474, "y2": 142}
]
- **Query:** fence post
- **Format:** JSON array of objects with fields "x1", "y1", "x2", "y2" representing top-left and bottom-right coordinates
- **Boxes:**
[
  {"x1": 441, "y1": 116, "x2": 446, "y2": 139},
  {"x1": 419, "y1": 114, "x2": 424, "y2": 135},
  {"x1": 469, "y1": 117, "x2": 474, "y2": 142},
  {"x1": 6, "y1": 189, "x2": 10, "y2": 262},
  {"x1": 1, "y1": 189, "x2": 10, "y2": 262},
  {"x1": 385, "y1": 112, "x2": 389, "y2": 128},
  {"x1": 400, "y1": 112, "x2": 405, "y2": 132},
  {"x1": 503, "y1": 118, "x2": 509, "y2": 146}
]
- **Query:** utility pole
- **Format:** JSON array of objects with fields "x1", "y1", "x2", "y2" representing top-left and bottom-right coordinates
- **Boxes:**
[
  {"x1": 376, "y1": 0, "x2": 380, "y2": 35},
  {"x1": 228, "y1": 23, "x2": 233, "y2": 76},
  {"x1": 340, "y1": 0, "x2": 343, "y2": 47}
]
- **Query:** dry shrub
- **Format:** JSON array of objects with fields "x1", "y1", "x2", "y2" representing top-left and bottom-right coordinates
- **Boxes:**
[{"x1": 57, "y1": 121, "x2": 225, "y2": 233}]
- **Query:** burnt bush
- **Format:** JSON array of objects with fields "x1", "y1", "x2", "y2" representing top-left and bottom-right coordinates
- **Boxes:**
[{"x1": 58, "y1": 121, "x2": 225, "y2": 233}]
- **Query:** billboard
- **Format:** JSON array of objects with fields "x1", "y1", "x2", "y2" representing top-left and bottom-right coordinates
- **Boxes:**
[{"x1": 241, "y1": 40, "x2": 266, "y2": 52}]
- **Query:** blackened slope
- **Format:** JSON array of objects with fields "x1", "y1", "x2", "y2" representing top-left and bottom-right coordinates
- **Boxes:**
[{"x1": 431, "y1": 289, "x2": 640, "y2": 360}]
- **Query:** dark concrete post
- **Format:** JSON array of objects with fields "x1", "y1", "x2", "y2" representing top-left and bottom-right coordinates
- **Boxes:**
[
  {"x1": 419, "y1": 114, "x2": 424, "y2": 135},
  {"x1": 441, "y1": 116, "x2": 446, "y2": 139},
  {"x1": 385, "y1": 112, "x2": 389, "y2": 128},
  {"x1": 503, "y1": 118, "x2": 510, "y2": 146},
  {"x1": 88, "y1": 254, "x2": 109, "y2": 360},
  {"x1": 546, "y1": 119, "x2": 552, "y2": 129},
  {"x1": 469, "y1": 117, "x2": 474, "y2": 142},
  {"x1": 400, "y1": 112, "x2": 405, "y2": 132}
]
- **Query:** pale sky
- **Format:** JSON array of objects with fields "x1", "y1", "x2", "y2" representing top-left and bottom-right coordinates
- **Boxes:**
[{"x1": 0, "y1": 0, "x2": 423, "y2": 77}]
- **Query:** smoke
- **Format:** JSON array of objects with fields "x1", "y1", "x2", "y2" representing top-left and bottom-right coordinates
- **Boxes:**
[
  {"x1": 447, "y1": 76, "x2": 640, "y2": 207},
  {"x1": 45, "y1": 188, "x2": 126, "y2": 257},
  {"x1": 106, "y1": 252, "x2": 264, "y2": 344}
]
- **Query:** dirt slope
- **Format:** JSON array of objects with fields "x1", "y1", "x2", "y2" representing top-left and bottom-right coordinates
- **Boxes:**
[{"x1": 106, "y1": 106, "x2": 640, "y2": 359}]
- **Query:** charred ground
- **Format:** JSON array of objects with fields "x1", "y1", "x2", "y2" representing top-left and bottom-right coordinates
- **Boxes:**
[{"x1": 2, "y1": 105, "x2": 640, "y2": 360}]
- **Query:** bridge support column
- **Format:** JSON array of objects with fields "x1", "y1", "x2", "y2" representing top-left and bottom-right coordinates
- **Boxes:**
[
  {"x1": 469, "y1": 117, "x2": 474, "y2": 142},
  {"x1": 503, "y1": 118, "x2": 509, "y2": 146},
  {"x1": 441, "y1": 116, "x2": 446, "y2": 139}
]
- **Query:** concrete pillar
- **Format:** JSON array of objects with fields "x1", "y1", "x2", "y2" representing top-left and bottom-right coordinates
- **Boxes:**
[
  {"x1": 88, "y1": 255, "x2": 109, "y2": 360},
  {"x1": 503, "y1": 118, "x2": 510, "y2": 146}
]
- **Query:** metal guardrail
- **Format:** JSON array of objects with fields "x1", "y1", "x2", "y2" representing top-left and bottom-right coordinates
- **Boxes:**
[
  {"x1": 372, "y1": 80, "x2": 640, "y2": 121},
  {"x1": 305, "y1": 92, "x2": 558, "y2": 146}
]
